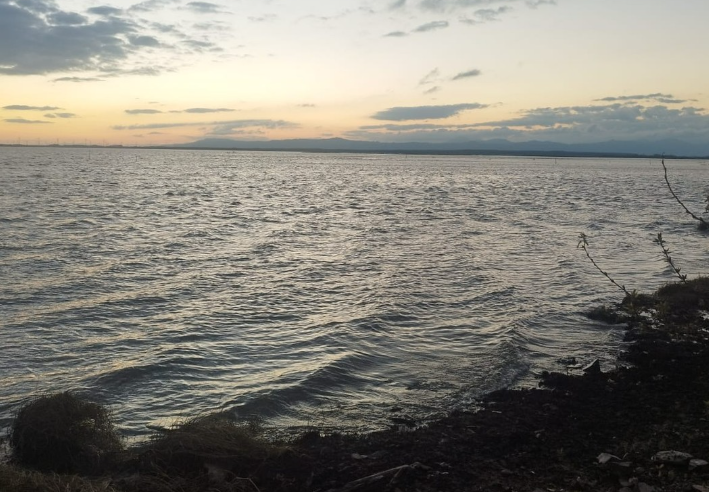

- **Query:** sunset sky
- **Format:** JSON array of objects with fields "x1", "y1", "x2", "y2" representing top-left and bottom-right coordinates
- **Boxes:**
[{"x1": 1, "y1": 0, "x2": 708, "y2": 147}]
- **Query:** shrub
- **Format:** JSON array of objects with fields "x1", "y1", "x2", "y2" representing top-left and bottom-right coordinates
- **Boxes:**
[
  {"x1": 138, "y1": 413, "x2": 289, "y2": 477},
  {"x1": 9, "y1": 392, "x2": 123, "y2": 474},
  {"x1": 656, "y1": 276, "x2": 709, "y2": 313}
]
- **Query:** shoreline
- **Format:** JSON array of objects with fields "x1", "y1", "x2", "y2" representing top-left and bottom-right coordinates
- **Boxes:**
[
  {"x1": 2, "y1": 142, "x2": 706, "y2": 159},
  {"x1": 2, "y1": 281, "x2": 709, "y2": 491}
]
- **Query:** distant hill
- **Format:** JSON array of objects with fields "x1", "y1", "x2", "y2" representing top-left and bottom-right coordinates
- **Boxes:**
[{"x1": 168, "y1": 137, "x2": 709, "y2": 158}]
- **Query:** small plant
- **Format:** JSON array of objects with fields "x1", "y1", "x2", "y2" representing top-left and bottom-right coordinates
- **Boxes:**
[
  {"x1": 9, "y1": 392, "x2": 123, "y2": 474},
  {"x1": 661, "y1": 157, "x2": 709, "y2": 230},
  {"x1": 577, "y1": 233, "x2": 631, "y2": 296},
  {"x1": 139, "y1": 412, "x2": 289, "y2": 477},
  {"x1": 654, "y1": 232, "x2": 687, "y2": 283}
]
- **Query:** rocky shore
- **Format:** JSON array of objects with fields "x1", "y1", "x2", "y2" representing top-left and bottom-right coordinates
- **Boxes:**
[{"x1": 2, "y1": 278, "x2": 708, "y2": 492}]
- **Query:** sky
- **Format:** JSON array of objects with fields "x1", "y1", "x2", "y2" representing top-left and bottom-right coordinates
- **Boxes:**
[{"x1": 1, "y1": 0, "x2": 709, "y2": 147}]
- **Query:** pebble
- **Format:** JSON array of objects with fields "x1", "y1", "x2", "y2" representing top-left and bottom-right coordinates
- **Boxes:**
[
  {"x1": 583, "y1": 359, "x2": 601, "y2": 374},
  {"x1": 651, "y1": 450, "x2": 693, "y2": 464},
  {"x1": 597, "y1": 452, "x2": 620, "y2": 464}
]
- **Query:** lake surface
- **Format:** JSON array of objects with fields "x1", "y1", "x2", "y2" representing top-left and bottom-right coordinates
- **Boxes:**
[{"x1": 1, "y1": 147, "x2": 707, "y2": 436}]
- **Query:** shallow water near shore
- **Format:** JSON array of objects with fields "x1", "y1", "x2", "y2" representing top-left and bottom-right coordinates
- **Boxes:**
[{"x1": 1, "y1": 147, "x2": 708, "y2": 437}]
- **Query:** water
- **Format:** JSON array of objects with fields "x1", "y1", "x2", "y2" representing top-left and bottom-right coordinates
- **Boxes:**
[{"x1": 1, "y1": 147, "x2": 707, "y2": 437}]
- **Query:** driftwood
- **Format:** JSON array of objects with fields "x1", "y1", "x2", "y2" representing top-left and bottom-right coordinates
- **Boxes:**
[{"x1": 326, "y1": 462, "x2": 425, "y2": 492}]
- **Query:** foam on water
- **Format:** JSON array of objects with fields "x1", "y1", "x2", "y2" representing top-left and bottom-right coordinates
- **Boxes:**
[{"x1": 1, "y1": 148, "x2": 707, "y2": 436}]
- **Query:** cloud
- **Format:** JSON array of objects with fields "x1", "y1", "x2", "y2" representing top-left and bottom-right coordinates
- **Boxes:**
[
  {"x1": 209, "y1": 119, "x2": 298, "y2": 135},
  {"x1": 183, "y1": 107, "x2": 234, "y2": 113},
  {"x1": 87, "y1": 6, "x2": 124, "y2": 16},
  {"x1": 181, "y1": 39, "x2": 222, "y2": 52},
  {"x1": 360, "y1": 122, "x2": 465, "y2": 131},
  {"x1": 0, "y1": 0, "x2": 133, "y2": 74},
  {"x1": 372, "y1": 103, "x2": 488, "y2": 121},
  {"x1": 48, "y1": 11, "x2": 87, "y2": 25},
  {"x1": 384, "y1": 30, "x2": 408, "y2": 37},
  {"x1": 526, "y1": 0, "x2": 555, "y2": 8},
  {"x1": 479, "y1": 103, "x2": 708, "y2": 132},
  {"x1": 3, "y1": 104, "x2": 61, "y2": 111},
  {"x1": 52, "y1": 76, "x2": 105, "y2": 82},
  {"x1": 185, "y1": 2, "x2": 224, "y2": 14},
  {"x1": 129, "y1": 0, "x2": 179, "y2": 13},
  {"x1": 348, "y1": 96, "x2": 709, "y2": 151},
  {"x1": 126, "y1": 107, "x2": 234, "y2": 114},
  {"x1": 419, "y1": 68, "x2": 440, "y2": 85},
  {"x1": 413, "y1": 20, "x2": 449, "y2": 32},
  {"x1": 44, "y1": 112, "x2": 76, "y2": 118},
  {"x1": 192, "y1": 21, "x2": 230, "y2": 31},
  {"x1": 298, "y1": 103, "x2": 316, "y2": 108},
  {"x1": 452, "y1": 68, "x2": 481, "y2": 80},
  {"x1": 112, "y1": 118, "x2": 297, "y2": 131},
  {"x1": 460, "y1": 6, "x2": 512, "y2": 24},
  {"x1": 129, "y1": 35, "x2": 160, "y2": 47},
  {"x1": 423, "y1": 86, "x2": 441, "y2": 94},
  {"x1": 248, "y1": 14, "x2": 277, "y2": 22},
  {"x1": 126, "y1": 108, "x2": 163, "y2": 114},
  {"x1": 594, "y1": 93, "x2": 688, "y2": 105},
  {"x1": 390, "y1": 0, "x2": 407, "y2": 8},
  {"x1": 0, "y1": 0, "x2": 221, "y2": 76},
  {"x1": 417, "y1": 0, "x2": 514, "y2": 12},
  {"x1": 4, "y1": 118, "x2": 53, "y2": 124}
]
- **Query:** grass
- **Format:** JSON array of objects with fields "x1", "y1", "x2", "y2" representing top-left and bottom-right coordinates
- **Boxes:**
[
  {"x1": 9, "y1": 392, "x2": 123, "y2": 474},
  {"x1": 136, "y1": 413, "x2": 291, "y2": 477},
  {"x1": 656, "y1": 276, "x2": 709, "y2": 313},
  {"x1": 3, "y1": 397, "x2": 301, "y2": 491},
  {"x1": 0, "y1": 463, "x2": 118, "y2": 492}
]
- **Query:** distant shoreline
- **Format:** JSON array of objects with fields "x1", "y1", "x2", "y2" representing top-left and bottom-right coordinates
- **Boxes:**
[{"x1": 1, "y1": 143, "x2": 705, "y2": 160}]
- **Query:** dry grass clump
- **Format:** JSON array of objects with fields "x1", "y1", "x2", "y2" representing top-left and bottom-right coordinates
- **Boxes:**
[
  {"x1": 656, "y1": 276, "x2": 709, "y2": 313},
  {"x1": 0, "y1": 463, "x2": 118, "y2": 492},
  {"x1": 585, "y1": 304, "x2": 626, "y2": 324},
  {"x1": 9, "y1": 392, "x2": 123, "y2": 474},
  {"x1": 137, "y1": 413, "x2": 291, "y2": 478}
]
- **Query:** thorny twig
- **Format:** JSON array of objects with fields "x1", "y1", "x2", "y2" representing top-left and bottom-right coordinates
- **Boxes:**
[
  {"x1": 654, "y1": 233, "x2": 687, "y2": 283},
  {"x1": 577, "y1": 233, "x2": 631, "y2": 296},
  {"x1": 661, "y1": 157, "x2": 709, "y2": 229}
]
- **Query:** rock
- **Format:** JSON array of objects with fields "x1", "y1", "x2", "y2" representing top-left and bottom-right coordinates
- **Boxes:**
[
  {"x1": 651, "y1": 450, "x2": 693, "y2": 465},
  {"x1": 368, "y1": 450, "x2": 389, "y2": 460},
  {"x1": 636, "y1": 482, "x2": 654, "y2": 492},
  {"x1": 689, "y1": 459, "x2": 709, "y2": 470},
  {"x1": 583, "y1": 359, "x2": 601, "y2": 374},
  {"x1": 597, "y1": 452, "x2": 620, "y2": 464}
]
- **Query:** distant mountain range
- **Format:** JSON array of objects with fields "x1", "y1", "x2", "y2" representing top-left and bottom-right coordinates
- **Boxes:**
[{"x1": 168, "y1": 137, "x2": 709, "y2": 158}]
